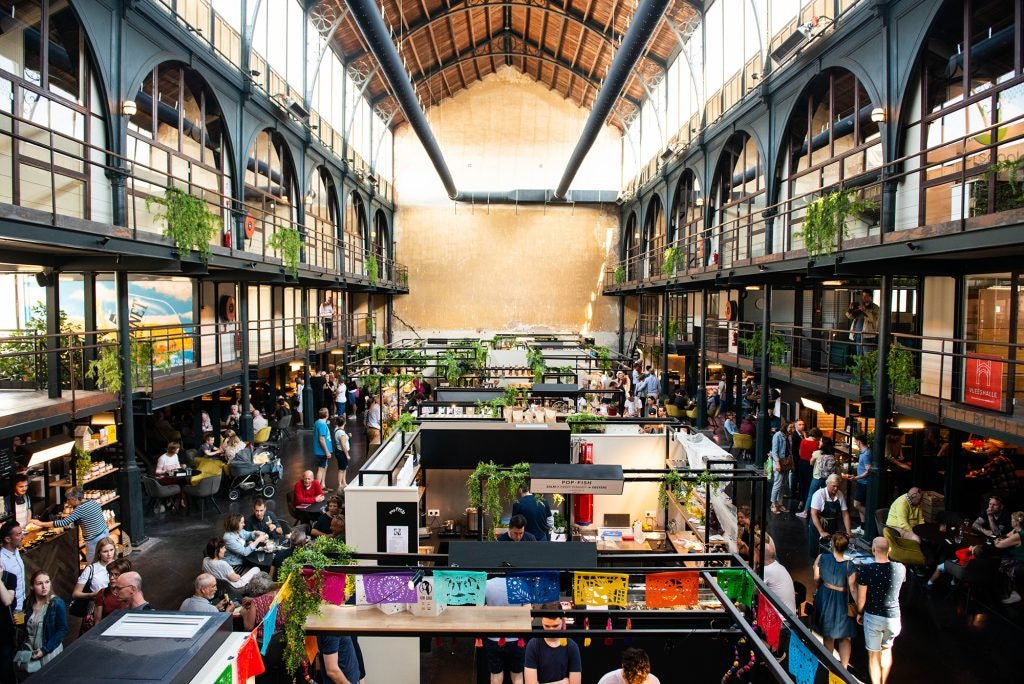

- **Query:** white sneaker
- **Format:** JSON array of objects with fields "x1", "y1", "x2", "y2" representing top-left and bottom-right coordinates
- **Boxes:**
[
  {"x1": 795, "y1": 511, "x2": 808, "y2": 519},
  {"x1": 156, "y1": 504, "x2": 165, "y2": 513},
  {"x1": 1002, "y1": 590, "x2": 1021, "y2": 604},
  {"x1": 851, "y1": 526, "x2": 864, "y2": 536}
]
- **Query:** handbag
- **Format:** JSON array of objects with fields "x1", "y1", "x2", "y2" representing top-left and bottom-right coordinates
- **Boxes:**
[
  {"x1": 777, "y1": 456, "x2": 794, "y2": 472},
  {"x1": 68, "y1": 564, "x2": 95, "y2": 618},
  {"x1": 13, "y1": 647, "x2": 40, "y2": 674}
]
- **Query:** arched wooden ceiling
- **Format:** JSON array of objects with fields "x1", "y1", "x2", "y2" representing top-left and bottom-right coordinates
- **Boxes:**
[{"x1": 315, "y1": 0, "x2": 703, "y2": 132}]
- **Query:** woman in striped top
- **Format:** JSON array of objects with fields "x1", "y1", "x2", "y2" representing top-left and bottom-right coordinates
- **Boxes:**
[{"x1": 31, "y1": 487, "x2": 109, "y2": 562}]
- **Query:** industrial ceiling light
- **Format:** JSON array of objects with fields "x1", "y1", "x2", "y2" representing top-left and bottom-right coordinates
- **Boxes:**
[
  {"x1": 121, "y1": 100, "x2": 137, "y2": 116},
  {"x1": 801, "y1": 397, "x2": 826, "y2": 413},
  {"x1": 870, "y1": 107, "x2": 886, "y2": 123}
]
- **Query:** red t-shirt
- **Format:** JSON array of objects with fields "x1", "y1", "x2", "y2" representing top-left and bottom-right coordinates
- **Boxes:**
[
  {"x1": 294, "y1": 480, "x2": 324, "y2": 505},
  {"x1": 799, "y1": 438, "x2": 819, "y2": 462}
]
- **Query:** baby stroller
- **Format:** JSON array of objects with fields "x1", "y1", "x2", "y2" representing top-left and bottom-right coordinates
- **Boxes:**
[{"x1": 226, "y1": 445, "x2": 283, "y2": 501}]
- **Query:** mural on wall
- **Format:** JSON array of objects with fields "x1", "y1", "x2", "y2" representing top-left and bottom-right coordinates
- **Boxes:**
[{"x1": 5, "y1": 274, "x2": 196, "y2": 367}]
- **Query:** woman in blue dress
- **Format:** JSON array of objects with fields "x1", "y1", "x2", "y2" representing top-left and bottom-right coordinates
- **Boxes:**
[{"x1": 812, "y1": 532, "x2": 858, "y2": 668}]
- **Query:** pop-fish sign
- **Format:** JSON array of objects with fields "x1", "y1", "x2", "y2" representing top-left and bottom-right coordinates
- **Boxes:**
[{"x1": 529, "y1": 463, "x2": 624, "y2": 495}]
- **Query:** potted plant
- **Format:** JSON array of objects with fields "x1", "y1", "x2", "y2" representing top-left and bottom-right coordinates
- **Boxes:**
[
  {"x1": 986, "y1": 155, "x2": 1024, "y2": 209},
  {"x1": 767, "y1": 332, "x2": 790, "y2": 367},
  {"x1": 795, "y1": 188, "x2": 878, "y2": 257},
  {"x1": 146, "y1": 186, "x2": 220, "y2": 263},
  {"x1": 662, "y1": 247, "x2": 682, "y2": 277},
  {"x1": 887, "y1": 341, "x2": 920, "y2": 396},
  {"x1": 266, "y1": 225, "x2": 303, "y2": 277},
  {"x1": 565, "y1": 410, "x2": 606, "y2": 433},
  {"x1": 551, "y1": 511, "x2": 568, "y2": 542},
  {"x1": 614, "y1": 265, "x2": 626, "y2": 285},
  {"x1": 848, "y1": 350, "x2": 879, "y2": 387},
  {"x1": 295, "y1": 322, "x2": 323, "y2": 350}
]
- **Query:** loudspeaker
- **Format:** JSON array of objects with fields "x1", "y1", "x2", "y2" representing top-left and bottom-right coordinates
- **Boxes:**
[{"x1": 35, "y1": 270, "x2": 56, "y2": 287}]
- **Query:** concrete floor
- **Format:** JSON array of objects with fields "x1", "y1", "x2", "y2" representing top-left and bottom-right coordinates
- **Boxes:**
[{"x1": 128, "y1": 425, "x2": 1024, "y2": 683}]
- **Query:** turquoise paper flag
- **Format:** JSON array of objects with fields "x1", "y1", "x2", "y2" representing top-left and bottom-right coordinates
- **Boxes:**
[
  {"x1": 260, "y1": 600, "x2": 279, "y2": 656},
  {"x1": 788, "y1": 635, "x2": 818, "y2": 684}
]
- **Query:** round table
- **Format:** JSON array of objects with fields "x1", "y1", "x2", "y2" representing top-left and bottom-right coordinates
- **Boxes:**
[{"x1": 913, "y1": 522, "x2": 984, "y2": 550}]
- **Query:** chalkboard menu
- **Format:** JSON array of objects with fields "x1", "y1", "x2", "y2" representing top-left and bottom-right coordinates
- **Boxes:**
[{"x1": 0, "y1": 447, "x2": 11, "y2": 480}]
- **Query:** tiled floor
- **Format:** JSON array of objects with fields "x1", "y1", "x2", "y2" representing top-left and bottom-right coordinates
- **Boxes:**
[{"x1": 129, "y1": 425, "x2": 1024, "y2": 683}]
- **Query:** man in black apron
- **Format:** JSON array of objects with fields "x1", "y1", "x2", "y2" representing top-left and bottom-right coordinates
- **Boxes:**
[{"x1": 809, "y1": 474, "x2": 854, "y2": 558}]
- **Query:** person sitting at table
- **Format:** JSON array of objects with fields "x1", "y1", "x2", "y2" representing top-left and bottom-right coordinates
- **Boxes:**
[
  {"x1": 223, "y1": 404, "x2": 241, "y2": 434},
  {"x1": 973, "y1": 495, "x2": 1011, "y2": 538},
  {"x1": 246, "y1": 498, "x2": 285, "y2": 540},
  {"x1": 180, "y1": 573, "x2": 233, "y2": 613},
  {"x1": 325, "y1": 514, "x2": 346, "y2": 541},
  {"x1": 198, "y1": 432, "x2": 222, "y2": 460},
  {"x1": 222, "y1": 513, "x2": 268, "y2": 572},
  {"x1": 885, "y1": 487, "x2": 925, "y2": 543},
  {"x1": 251, "y1": 409, "x2": 268, "y2": 434},
  {"x1": 202, "y1": 538, "x2": 261, "y2": 592},
  {"x1": 221, "y1": 430, "x2": 246, "y2": 461},
  {"x1": 155, "y1": 442, "x2": 182, "y2": 477},
  {"x1": 497, "y1": 515, "x2": 536, "y2": 542},
  {"x1": 294, "y1": 470, "x2": 325, "y2": 506},
  {"x1": 622, "y1": 394, "x2": 642, "y2": 417},
  {"x1": 993, "y1": 510, "x2": 1024, "y2": 604},
  {"x1": 269, "y1": 530, "x2": 307, "y2": 580},
  {"x1": 642, "y1": 407, "x2": 668, "y2": 434},
  {"x1": 968, "y1": 451, "x2": 1020, "y2": 498},
  {"x1": 310, "y1": 497, "x2": 342, "y2": 538},
  {"x1": 739, "y1": 414, "x2": 756, "y2": 437}
]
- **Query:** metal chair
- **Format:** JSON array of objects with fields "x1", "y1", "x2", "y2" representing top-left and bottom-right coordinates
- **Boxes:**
[
  {"x1": 141, "y1": 476, "x2": 181, "y2": 514},
  {"x1": 184, "y1": 474, "x2": 222, "y2": 520}
]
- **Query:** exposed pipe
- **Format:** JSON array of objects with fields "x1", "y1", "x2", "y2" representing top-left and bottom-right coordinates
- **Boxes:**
[
  {"x1": 344, "y1": 0, "x2": 458, "y2": 199},
  {"x1": 554, "y1": 0, "x2": 671, "y2": 199}
]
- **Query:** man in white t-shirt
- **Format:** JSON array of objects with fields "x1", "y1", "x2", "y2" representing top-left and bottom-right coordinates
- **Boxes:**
[
  {"x1": 762, "y1": 540, "x2": 797, "y2": 614},
  {"x1": 622, "y1": 394, "x2": 642, "y2": 417}
]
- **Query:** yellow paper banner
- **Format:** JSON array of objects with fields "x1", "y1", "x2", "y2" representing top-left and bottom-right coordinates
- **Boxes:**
[
  {"x1": 829, "y1": 671, "x2": 844, "y2": 684},
  {"x1": 572, "y1": 571, "x2": 629, "y2": 607}
]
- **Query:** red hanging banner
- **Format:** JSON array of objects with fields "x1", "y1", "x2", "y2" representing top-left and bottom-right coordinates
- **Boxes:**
[{"x1": 964, "y1": 355, "x2": 1003, "y2": 411}]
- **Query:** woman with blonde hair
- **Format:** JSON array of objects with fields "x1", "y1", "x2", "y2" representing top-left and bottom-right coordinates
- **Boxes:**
[{"x1": 221, "y1": 430, "x2": 246, "y2": 461}]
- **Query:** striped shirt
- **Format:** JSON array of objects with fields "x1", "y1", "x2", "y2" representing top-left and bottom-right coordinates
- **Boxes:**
[{"x1": 54, "y1": 499, "x2": 108, "y2": 540}]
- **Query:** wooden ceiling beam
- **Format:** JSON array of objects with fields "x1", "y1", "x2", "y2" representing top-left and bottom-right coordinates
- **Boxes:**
[{"x1": 338, "y1": 0, "x2": 669, "y2": 71}]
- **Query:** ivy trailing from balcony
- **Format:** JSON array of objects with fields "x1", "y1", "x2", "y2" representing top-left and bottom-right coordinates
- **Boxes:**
[
  {"x1": 295, "y1": 322, "x2": 323, "y2": 350},
  {"x1": 88, "y1": 336, "x2": 159, "y2": 393},
  {"x1": 887, "y1": 340, "x2": 920, "y2": 396},
  {"x1": 662, "y1": 247, "x2": 684, "y2": 276},
  {"x1": 987, "y1": 155, "x2": 1024, "y2": 207},
  {"x1": 614, "y1": 265, "x2": 626, "y2": 285},
  {"x1": 848, "y1": 350, "x2": 879, "y2": 387},
  {"x1": 266, "y1": 225, "x2": 303, "y2": 278},
  {"x1": 795, "y1": 188, "x2": 878, "y2": 257},
  {"x1": 146, "y1": 186, "x2": 219, "y2": 264},
  {"x1": 367, "y1": 254, "x2": 379, "y2": 285}
]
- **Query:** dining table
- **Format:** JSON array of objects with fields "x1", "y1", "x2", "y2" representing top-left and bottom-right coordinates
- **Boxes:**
[
  {"x1": 294, "y1": 499, "x2": 328, "y2": 525},
  {"x1": 913, "y1": 522, "x2": 985, "y2": 552}
]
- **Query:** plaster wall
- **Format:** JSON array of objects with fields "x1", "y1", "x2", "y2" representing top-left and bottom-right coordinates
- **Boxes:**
[{"x1": 392, "y1": 67, "x2": 621, "y2": 343}]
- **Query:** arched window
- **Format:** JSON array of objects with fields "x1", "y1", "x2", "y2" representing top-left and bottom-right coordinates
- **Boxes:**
[
  {"x1": 0, "y1": 0, "x2": 108, "y2": 222},
  {"x1": 708, "y1": 132, "x2": 765, "y2": 267},
  {"x1": 623, "y1": 213, "x2": 639, "y2": 282},
  {"x1": 673, "y1": 171, "x2": 704, "y2": 272},
  {"x1": 128, "y1": 61, "x2": 232, "y2": 241},
  {"x1": 344, "y1": 190, "x2": 367, "y2": 275},
  {"x1": 245, "y1": 129, "x2": 298, "y2": 258},
  {"x1": 372, "y1": 209, "x2": 389, "y2": 275},
  {"x1": 305, "y1": 167, "x2": 339, "y2": 272},
  {"x1": 908, "y1": 0, "x2": 1024, "y2": 227},
  {"x1": 779, "y1": 69, "x2": 882, "y2": 251},
  {"x1": 642, "y1": 195, "x2": 665, "y2": 278}
]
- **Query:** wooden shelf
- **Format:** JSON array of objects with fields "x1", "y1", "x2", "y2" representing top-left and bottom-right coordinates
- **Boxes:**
[
  {"x1": 80, "y1": 468, "x2": 119, "y2": 485},
  {"x1": 83, "y1": 439, "x2": 117, "y2": 454},
  {"x1": 79, "y1": 523, "x2": 119, "y2": 549}
]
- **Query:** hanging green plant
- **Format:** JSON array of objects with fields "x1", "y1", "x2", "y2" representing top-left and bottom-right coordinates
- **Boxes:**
[
  {"x1": 667, "y1": 320, "x2": 682, "y2": 340},
  {"x1": 614, "y1": 265, "x2": 626, "y2": 284},
  {"x1": 658, "y1": 469, "x2": 684, "y2": 508},
  {"x1": 848, "y1": 349, "x2": 879, "y2": 386},
  {"x1": 767, "y1": 332, "x2": 790, "y2": 367},
  {"x1": 295, "y1": 322, "x2": 323, "y2": 350},
  {"x1": 88, "y1": 340, "x2": 123, "y2": 393},
  {"x1": 795, "y1": 188, "x2": 879, "y2": 257},
  {"x1": 695, "y1": 469, "x2": 720, "y2": 492},
  {"x1": 565, "y1": 410, "x2": 606, "y2": 434},
  {"x1": 740, "y1": 329, "x2": 762, "y2": 359},
  {"x1": 526, "y1": 347, "x2": 547, "y2": 383},
  {"x1": 367, "y1": 254, "x2": 379, "y2": 285},
  {"x1": 439, "y1": 349, "x2": 465, "y2": 385},
  {"x1": 662, "y1": 247, "x2": 683, "y2": 276},
  {"x1": 266, "y1": 225, "x2": 304, "y2": 277},
  {"x1": 589, "y1": 345, "x2": 613, "y2": 372},
  {"x1": 88, "y1": 336, "x2": 158, "y2": 393},
  {"x1": 145, "y1": 186, "x2": 220, "y2": 263},
  {"x1": 73, "y1": 444, "x2": 92, "y2": 483},
  {"x1": 988, "y1": 156, "x2": 1024, "y2": 206},
  {"x1": 887, "y1": 340, "x2": 921, "y2": 396},
  {"x1": 399, "y1": 269, "x2": 409, "y2": 287},
  {"x1": 364, "y1": 316, "x2": 375, "y2": 336},
  {"x1": 466, "y1": 461, "x2": 531, "y2": 538},
  {"x1": 277, "y1": 536, "x2": 355, "y2": 674}
]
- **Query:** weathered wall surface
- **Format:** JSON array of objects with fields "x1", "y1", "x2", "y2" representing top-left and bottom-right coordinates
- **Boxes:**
[{"x1": 392, "y1": 67, "x2": 621, "y2": 343}]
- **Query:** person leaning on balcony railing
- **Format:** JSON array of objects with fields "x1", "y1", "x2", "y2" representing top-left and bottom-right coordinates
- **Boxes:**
[{"x1": 319, "y1": 296, "x2": 334, "y2": 342}]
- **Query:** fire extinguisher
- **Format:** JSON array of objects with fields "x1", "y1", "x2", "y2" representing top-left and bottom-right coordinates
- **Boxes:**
[{"x1": 575, "y1": 442, "x2": 594, "y2": 526}]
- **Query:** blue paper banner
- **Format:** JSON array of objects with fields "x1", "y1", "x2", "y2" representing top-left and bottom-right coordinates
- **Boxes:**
[
  {"x1": 788, "y1": 635, "x2": 818, "y2": 684},
  {"x1": 433, "y1": 570, "x2": 487, "y2": 606},
  {"x1": 505, "y1": 571, "x2": 560, "y2": 605}
]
